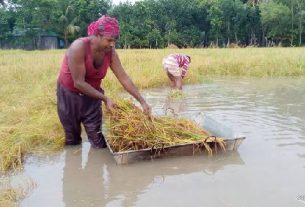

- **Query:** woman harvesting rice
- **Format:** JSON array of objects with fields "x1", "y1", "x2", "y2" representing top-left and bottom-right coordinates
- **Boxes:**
[
  {"x1": 57, "y1": 15, "x2": 151, "y2": 148},
  {"x1": 162, "y1": 54, "x2": 191, "y2": 90}
]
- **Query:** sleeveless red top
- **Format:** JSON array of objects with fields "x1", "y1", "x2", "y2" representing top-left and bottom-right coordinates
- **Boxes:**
[{"x1": 58, "y1": 37, "x2": 112, "y2": 93}]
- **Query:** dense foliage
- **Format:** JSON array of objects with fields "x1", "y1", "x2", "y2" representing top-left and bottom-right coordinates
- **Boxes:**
[{"x1": 1, "y1": 0, "x2": 305, "y2": 48}]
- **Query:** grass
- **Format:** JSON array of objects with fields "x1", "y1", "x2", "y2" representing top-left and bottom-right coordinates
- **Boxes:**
[
  {"x1": 0, "y1": 176, "x2": 35, "y2": 207},
  {"x1": 1, "y1": 47, "x2": 305, "y2": 205},
  {"x1": 0, "y1": 50, "x2": 65, "y2": 172},
  {"x1": 1, "y1": 47, "x2": 305, "y2": 173}
]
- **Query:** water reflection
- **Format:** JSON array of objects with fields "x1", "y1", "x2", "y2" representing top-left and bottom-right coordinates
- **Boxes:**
[
  {"x1": 21, "y1": 77, "x2": 305, "y2": 207},
  {"x1": 62, "y1": 143, "x2": 244, "y2": 207},
  {"x1": 145, "y1": 78, "x2": 305, "y2": 149},
  {"x1": 164, "y1": 96, "x2": 187, "y2": 116},
  {"x1": 63, "y1": 145, "x2": 105, "y2": 207}
]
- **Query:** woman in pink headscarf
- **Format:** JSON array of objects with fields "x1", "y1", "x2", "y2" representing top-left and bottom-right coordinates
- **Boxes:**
[{"x1": 57, "y1": 15, "x2": 151, "y2": 148}]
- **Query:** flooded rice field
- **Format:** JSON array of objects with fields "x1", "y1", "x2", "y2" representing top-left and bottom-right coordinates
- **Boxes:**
[{"x1": 19, "y1": 77, "x2": 305, "y2": 207}]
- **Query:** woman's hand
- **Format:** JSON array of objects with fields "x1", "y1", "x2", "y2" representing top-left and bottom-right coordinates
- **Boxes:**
[
  {"x1": 141, "y1": 101, "x2": 152, "y2": 117},
  {"x1": 104, "y1": 97, "x2": 116, "y2": 111}
]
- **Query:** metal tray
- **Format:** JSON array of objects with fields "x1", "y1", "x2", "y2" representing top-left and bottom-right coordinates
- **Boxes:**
[{"x1": 105, "y1": 114, "x2": 246, "y2": 164}]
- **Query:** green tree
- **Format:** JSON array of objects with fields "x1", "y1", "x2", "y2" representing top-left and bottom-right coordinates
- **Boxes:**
[
  {"x1": 260, "y1": 1, "x2": 291, "y2": 45},
  {"x1": 207, "y1": 0, "x2": 223, "y2": 47},
  {"x1": 244, "y1": 3, "x2": 261, "y2": 45},
  {"x1": 73, "y1": 0, "x2": 111, "y2": 36},
  {"x1": 0, "y1": 8, "x2": 15, "y2": 38},
  {"x1": 59, "y1": 4, "x2": 80, "y2": 47},
  {"x1": 296, "y1": 0, "x2": 305, "y2": 45}
]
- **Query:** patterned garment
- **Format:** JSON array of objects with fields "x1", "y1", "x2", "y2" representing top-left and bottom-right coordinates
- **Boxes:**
[
  {"x1": 87, "y1": 15, "x2": 120, "y2": 39},
  {"x1": 162, "y1": 54, "x2": 190, "y2": 78}
]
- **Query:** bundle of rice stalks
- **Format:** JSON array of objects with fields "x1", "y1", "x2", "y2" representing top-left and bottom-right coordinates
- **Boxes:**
[{"x1": 105, "y1": 100, "x2": 225, "y2": 155}]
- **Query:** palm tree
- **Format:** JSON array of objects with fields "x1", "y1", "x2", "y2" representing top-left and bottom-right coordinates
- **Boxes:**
[{"x1": 59, "y1": 5, "x2": 80, "y2": 47}]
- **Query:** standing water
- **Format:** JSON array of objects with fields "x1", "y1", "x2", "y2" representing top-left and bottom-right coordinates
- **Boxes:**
[{"x1": 20, "y1": 77, "x2": 305, "y2": 207}]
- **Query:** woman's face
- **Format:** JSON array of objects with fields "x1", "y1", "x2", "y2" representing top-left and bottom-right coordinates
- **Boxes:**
[{"x1": 98, "y1": 35, "x2": 116, "y2": 52}]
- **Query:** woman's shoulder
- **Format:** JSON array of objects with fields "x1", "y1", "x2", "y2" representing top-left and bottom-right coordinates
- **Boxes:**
[
  {"x1": 69, "y1": 38, "x2": 87, "y2": 51},
  {"x1": 66, "y1": 38, "x2": 87, "y2": 58}
]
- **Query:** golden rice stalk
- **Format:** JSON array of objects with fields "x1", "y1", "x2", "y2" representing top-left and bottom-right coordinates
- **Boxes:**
[{"x1": 105, "y1": 100, "x2": 225, "y2": 155}]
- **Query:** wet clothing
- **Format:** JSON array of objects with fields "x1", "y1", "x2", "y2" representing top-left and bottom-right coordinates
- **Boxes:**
[
  {"x1": 57, "y1": 37, "x2": 112, "y2": 148},
  {"x1": 57, "y1": 82, "x2": 106, "y2": 148},
  {"x1": 162, "y1": 54, "x2": 190, "y2": 78}
]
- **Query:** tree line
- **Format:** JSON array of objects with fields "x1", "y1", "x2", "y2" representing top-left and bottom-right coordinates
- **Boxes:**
[{"x1": 1, "y1": 0, "x2": 305, "y2": 49}]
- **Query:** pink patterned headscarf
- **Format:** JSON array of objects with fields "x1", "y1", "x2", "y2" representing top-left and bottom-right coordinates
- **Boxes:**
[{"x1": 87, "y1": 15, "x2": 120, "y2": 39}]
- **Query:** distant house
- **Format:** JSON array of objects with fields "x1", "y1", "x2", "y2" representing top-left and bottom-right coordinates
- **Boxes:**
[
  {"x1": 37, "y1": 31, "x2": 65, "y2": 49},
  {"x1": 0, "y1": 30, "x2": 65, "y2": 50}
]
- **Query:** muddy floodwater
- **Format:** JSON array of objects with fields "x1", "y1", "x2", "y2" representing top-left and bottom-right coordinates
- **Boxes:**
[{"x1": 19, "y1": 77, "x2": 305, "y2": 207}]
